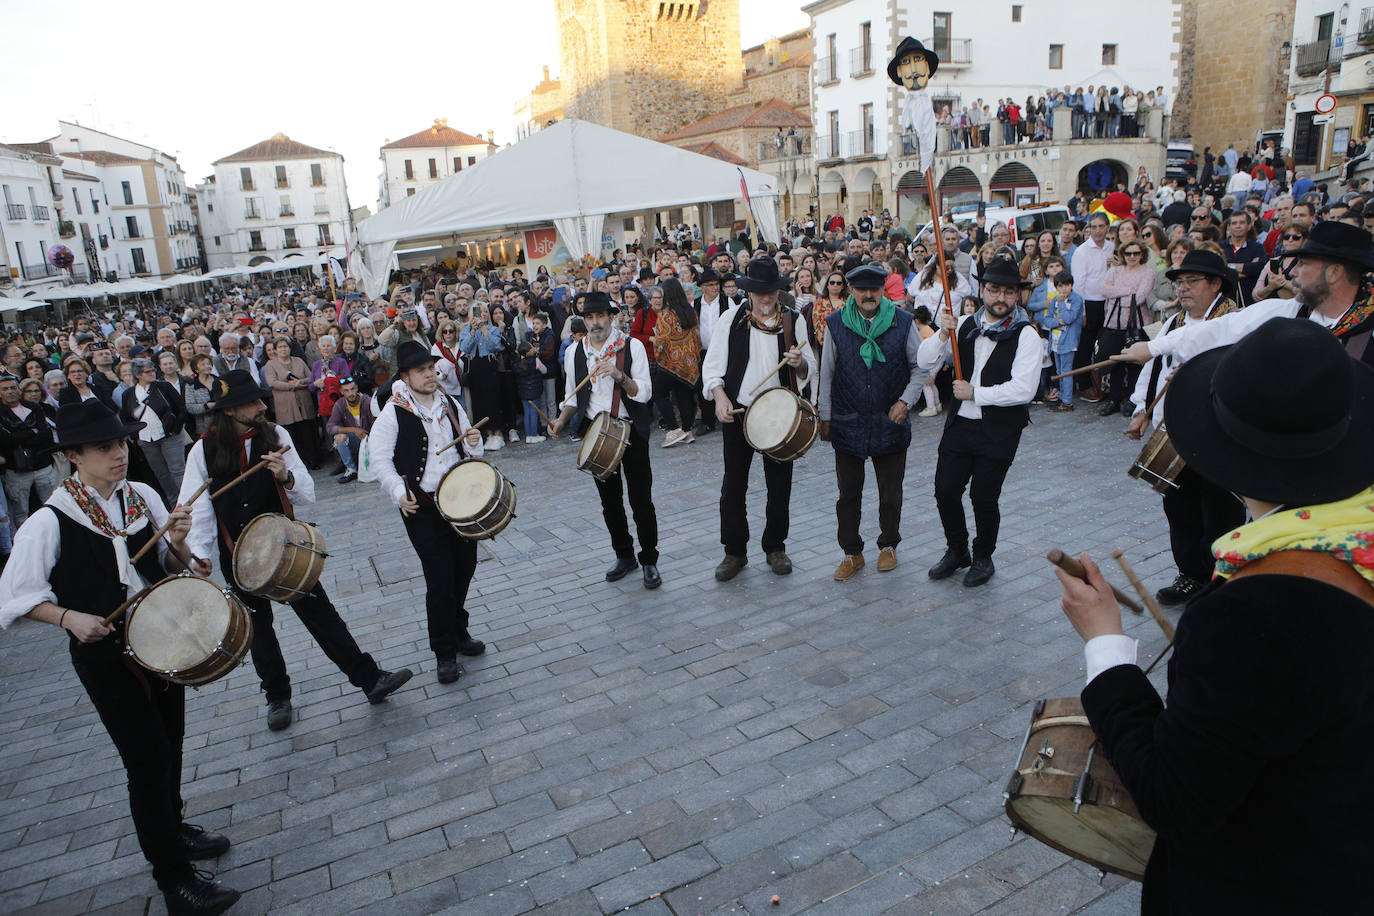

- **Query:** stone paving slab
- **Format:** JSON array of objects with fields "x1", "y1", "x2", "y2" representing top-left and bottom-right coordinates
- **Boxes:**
[{"x1": 0, "y1": 405, "x2": 1173, "y2": 914}]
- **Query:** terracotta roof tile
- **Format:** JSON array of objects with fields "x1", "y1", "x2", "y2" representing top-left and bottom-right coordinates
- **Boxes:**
[
  {"x1": 681, "y1": 142, "x2": 748, "y2": 166},
  {"x1": 214, "y1": 133, "x2": 338, "y2": 163},
  {"x1": 659, "y1": 99, "x2": 811, "y2": 142},
  {"x1": 382, "y1": 122, "x2": 491, "y2": 150},
  {"x1": 68, "y1": 150, "x2": 146, "y2": 166}
]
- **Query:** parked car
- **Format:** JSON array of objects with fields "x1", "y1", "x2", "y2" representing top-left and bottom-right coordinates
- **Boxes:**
[
  {"x1": 1166, "y1": 141, "x2": 1196, "y2": 182},
  {"x1": 913, "y1": 202, "x2": 1072, "y2": 245}
]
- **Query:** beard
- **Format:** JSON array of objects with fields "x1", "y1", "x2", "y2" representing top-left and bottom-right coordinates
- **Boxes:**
[{"x1": 1293, "y1": 272, "x2": 1327, "y2": 307}]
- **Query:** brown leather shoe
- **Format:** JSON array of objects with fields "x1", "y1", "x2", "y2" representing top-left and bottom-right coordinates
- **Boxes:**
[
  {"x1": 833, "y1": 554, "x2": 865, "y2": 581},
  {"x1": 876, "y1": 547, "x2": 898, "y2": 572}
]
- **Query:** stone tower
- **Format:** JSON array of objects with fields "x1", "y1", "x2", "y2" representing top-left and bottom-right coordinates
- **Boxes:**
[{"x1": 557, "y1": 0, "x2": 743, "y2": 139}]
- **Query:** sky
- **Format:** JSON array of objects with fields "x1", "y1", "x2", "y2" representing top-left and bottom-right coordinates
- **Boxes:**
[{"x1": 1, "y1": 0, "x2": 810, "y2": 214}]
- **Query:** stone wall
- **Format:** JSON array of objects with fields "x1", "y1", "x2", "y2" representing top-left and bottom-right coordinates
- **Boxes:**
[
  {"x1": 1172, "y1": 0, "x2": 1195, "y2": 138},
  {"x1": 1184, "y1": 0, "x2": 1293, "y2": 153},
  {"x1": 735, "y1": 66, "x2": 811, "y2": 115}
]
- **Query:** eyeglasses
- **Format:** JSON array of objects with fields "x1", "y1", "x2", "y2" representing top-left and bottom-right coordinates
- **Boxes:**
[
  {"x1": 1123, "y1": 250, "x2": 1145, "y2": 257},
  {"x1": 828, "y1": 280, "x2": 845, "y2": 285},
  {"x1": 1282, "y1": 233, "x2": 1304, "y2": 240},
  {"x1": 1174, "y1": 276, "x2": 1212, "y2": 287},
  {"x1": 1191, "y1": 214, "x2": 1209, "y2": 220},
  {"x1": 338, "y1": 376, "x2": 354, "y2": 385}
]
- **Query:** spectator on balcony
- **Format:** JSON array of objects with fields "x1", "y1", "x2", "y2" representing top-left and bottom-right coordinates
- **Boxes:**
[
  {"x1": 966, "y1": 102, "x2": 982, "y2": 149},
  {"x1": 1093, "y1": 87, "x2": 1111, "y2": 138},
  {"x1": 1071, "y1": 88, "x2": 1087, "y2": 138}
]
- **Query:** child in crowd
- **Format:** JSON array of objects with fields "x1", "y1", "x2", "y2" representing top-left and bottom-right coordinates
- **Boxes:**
[
  {"x1": 960, "y1": 296, "x2": 980, "y2": 316},
  {"x1": 1036, "y1": 270, "x2": 1084, "y2": 412},
  {"x1": 912, "y1": 306, "x2": 942, "y2": 417},
  {"x1": 513, "y1": 341, "x2": 546, "y2": 443},
  {"x1": 559, "y1": 318, "x2": 587, "y2": 439},
  {"x1": 526, "y1": 311, "x2": 558, "y2": 431}
]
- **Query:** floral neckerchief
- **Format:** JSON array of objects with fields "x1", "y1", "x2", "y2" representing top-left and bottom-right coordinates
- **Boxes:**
[
  {"x1": 1333, "y1": 283, "x2": 1374, "y2": 338},
  {"x1": 61, "y1": 476, "x2": 149, "y2": 538},
  {"x1": 1213, "y1": 486, "x2": 1374, "y2": 586},
  {"x1": 584, "y1": 327, "x2": 628, "y2": 363}
]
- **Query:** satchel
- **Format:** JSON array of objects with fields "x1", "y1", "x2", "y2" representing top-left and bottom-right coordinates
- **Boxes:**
[{"x1": 1123, "y1": 295, "x2": 1149, "y2": 348}]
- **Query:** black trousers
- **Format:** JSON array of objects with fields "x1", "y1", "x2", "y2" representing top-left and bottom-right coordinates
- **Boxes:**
[
  {"x1": 696, "y1": 352, "x2": 716, "y2": 430},
  {"x1": 836, "y1": 449, "x2": 906, "y2": 554},
  {"x1": 721, "y1": 416, "x2": 793, "y2": 556},
  {"x1": 402, "y1": 501, "x2": 479, "y2": 659},
  {"x1": 653, "y1": 368, "x2": 697, "y2": 432},
  {"x1": 1162, "y1": 466, "x2": 1247, "y2": 582},
  {"x1": 594, "y1": 426, "x2": 659, "y2": 565},
  {"x1": 933, "y1": 416, "x2": 1022, "y2": 559},
  {"x1": 228, "y1": 574, "x2": 381, "y2": 704},
  {"x1": 71, "y1": 641, "x2": 189, "y2": 889},
  {"x1": 1073, "y1": 300, "x2": 1105, "y2": 391}
]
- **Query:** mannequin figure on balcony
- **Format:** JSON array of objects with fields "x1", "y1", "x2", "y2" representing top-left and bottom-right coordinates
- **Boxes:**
[{"x1": 889, "y1": 37, "x2": 941, "y2": 169}]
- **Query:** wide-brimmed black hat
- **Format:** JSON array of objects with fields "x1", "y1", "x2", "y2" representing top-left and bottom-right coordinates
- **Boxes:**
[
  {"x1": 735, "y1": 258, "x2": 792, "y2": 293},
  {"x1": 698, "y1": 267, "x2": 727, "y2": 286},
  {"x1": 977, "y1": 257, "x2": 1032, "y2": 289},
  {"x1": 49, "y1": 399, "x2": 143, "y2": 452},
  {"x1": 208, "y1": 369, "x2": 271, "y2": 411},
  {"x1": 1287, "y1": 220, "x2": 1374, "y2": 272},
  {"x1": 887, "y1": 36, "x2": 940, "y2": 87},
  {"x1": 1165, "y1": 248, "x2": 1239, "y2": 284},
  {"x1": 845, "y1": 263, "x2": 890, "y2": 289},
  {"x1": 395, "y1": 340, "x2": 436, "y2": 372},
  {"x1": 579, "y1": 291, "x2": 618, "y2": 314},
  {"x1": 1165, "y1": 317, "x2": 1374, "y2": 505}
]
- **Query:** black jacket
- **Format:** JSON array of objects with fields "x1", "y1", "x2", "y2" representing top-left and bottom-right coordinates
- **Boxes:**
[
  {"x1": 1082, "y1": 574, "x2": 1374, "y2": 914},
  {"x1": 120, "y1": 380, "x2": 186, "y2": 439},
  {"x1": 0, "y1": 404, "x2": 54, "y2": 471}
]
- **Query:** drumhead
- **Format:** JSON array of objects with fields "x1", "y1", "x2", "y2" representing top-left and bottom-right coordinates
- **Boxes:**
[
  {"x1": 1006, "y1": 795, "x2": 1154, "y2": 880},
  {"x1": 126, "y1": 577, "x2": 232, "y2": 673},
  {"x1": 577, "y1": 412, "x2": 608, "y2": 466},
  {"x1": 744, "y1": 388, "x2": 798, "y2": 451},
  {"x1": 234, "y1": 513, "x2": 292, "y2": 593},
  {"x1": 437, "y1": 461, "x2": 498, "y2": 520}
]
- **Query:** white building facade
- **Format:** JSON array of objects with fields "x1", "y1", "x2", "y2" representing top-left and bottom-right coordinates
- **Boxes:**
[
  {"x1": 0, "y1": 145, "x2": 65, "y2": 291},
  {"x1": 1284, "y1": 0, "x2": 1369, "y2": 173},
  {"x1": 378, "y1": 120, "x2": 497, "y2": 211},
  {"x1": 200, "y1": 134, "x2": 351, "y2": 270}
]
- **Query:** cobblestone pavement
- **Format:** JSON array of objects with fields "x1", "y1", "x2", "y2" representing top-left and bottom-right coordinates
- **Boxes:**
[{"x1": 0, "y1": 404, "x2": 1184, "y2": 915}]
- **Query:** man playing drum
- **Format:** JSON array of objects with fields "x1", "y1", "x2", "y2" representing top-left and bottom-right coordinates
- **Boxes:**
[
  {"x1": 1124, "y1": 249, "x2": 1245, "y2": 606},
  {"x1": 702, "y1": 258, "x2": 816, "y2": 581},
  {"x1": 817, "y1": 263, "x2": 927, "y2": 580},
  {"x1": 917, "y1": 256, "x2": 1040, "y2": 587},
  {"x1": 369, "y1": 340, "x2": 487, "y2": 687},
  {"x1": 0, "y1": 400, "x2": 241, "y2": 915},
  {"x1": 1058, "y1": 318, "x2": 1374, "y2": 913},
  {"x1": 548, "y1": 292, "x2": 661, "y2": 590},
  {"x1": 179, "y1": 370, "x2": 412, "y2": 732}
]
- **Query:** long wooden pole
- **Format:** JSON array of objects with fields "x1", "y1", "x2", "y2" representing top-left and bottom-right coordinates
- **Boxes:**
[
  {"x1": 1050, "y1": 358, "x2": 1118, "y2": 381},
  {"x1": 1047, "y1": 548, "x2": 1143, "y2": 614},
  {"x1": 925, "y1": 166, "x2": 963, "y2": 381}
]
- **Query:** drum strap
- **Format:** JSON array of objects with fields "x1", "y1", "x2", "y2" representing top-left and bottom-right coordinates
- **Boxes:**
[
  {"x1": 781, "y1": 311, "x2": 799, "y2": 395},
  {"x1": 609, "y1": 348, "x2": 626, "y2": 420},
  {"x1": 1228, "y1": 549, "x2": 1374, "y2": 607},
  {"x1": 439, "y1": 394, "x2": 466, "y2": 458}
]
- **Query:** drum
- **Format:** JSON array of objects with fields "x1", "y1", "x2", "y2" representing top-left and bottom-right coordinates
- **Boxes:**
[
  {"x1": 577, "y1": 411, "x2": 631, "y2": 480},
  {"x1": 743, "y1": 387, "x2": 819, "y2": 463},
  {"x1": 1128, "y1": 426, "x2": 1186, "y2": 493},
  {"x1": 232, "y1": 513, "x2": 328, "y2": 601},
  {"x1": 1004, "y1": 697, "x2": 1155, "y2": 881},
  {"x1": 436, "y1": 459, "x2": 517, "y2": 540},
  {"x1": 124, "y1": 575, "x2": 253, "y2": 687}
]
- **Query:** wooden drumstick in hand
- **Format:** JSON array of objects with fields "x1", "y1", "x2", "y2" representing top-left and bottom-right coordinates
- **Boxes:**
[
  {"x1": 1047, "y1": 548, "x2": 1143, "y2": 614},
  {"x1": 1112, "y1": 549, "x2": 1176, "y2": 640},
  {"x1": 746, "y1": 344, "x2": 805, "y2": 400},
  {"x1": 437, "y1": 417, "x2": 489, "y2": 455}
]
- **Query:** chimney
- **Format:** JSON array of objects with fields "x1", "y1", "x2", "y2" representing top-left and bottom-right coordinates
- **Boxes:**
[
  {"x1": 543, "y1": 65, "x2": 550, "y2": 81},
  {"x1": 488, "y1": 129, "x2": 495, "y2": 143}
]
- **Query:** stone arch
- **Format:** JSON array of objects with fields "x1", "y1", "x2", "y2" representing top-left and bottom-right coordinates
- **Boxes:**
[
  {"x1": 792, "y1": 171, "x2": 814, "y2": 196},
  {"x1": 895, "y1": 169, "x2": 930, "y2": 228},
  {"x1": 937, "y1": 166, "x2": 982, "y2": 210},
  {"x1": 989, "y1": 162, "x2": 1041, "y2": 207},
  {"x1": 818, "y1": 169, "x2": 847, "y2": 217},
  {"x1": 1078, "y1": 158, "x2": 1130, "y2": 195},
  {"x1": 247, "y1": 255, "x2": 274, "y2": 267}
]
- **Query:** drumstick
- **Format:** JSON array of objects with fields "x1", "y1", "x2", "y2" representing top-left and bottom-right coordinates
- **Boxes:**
[
  {"x1": 1049, "y1": 358, "x2": 1118, "y2": 381},
  {"x1": 559, "y1": 360, "x2": 604, "y2": 408},
  {"x1": 1112, "y1": 549, "x2": 1176, "y2": 641},
  {"x1": 101, "y1": 583, "x2": 153, "y2": 627},
  {"x1": 745, "y1": 344, "x2": 804, "y2": 400},
  {"x1": 208, "y1": 446, "x2": 294, "y2": 501},
  {"x1": 1046, "y1": 548, "x2": 1143, "y2": 614},
  {"x1": 437, "y1": 417, "x2": 489, "y2": 455},
  {"x1": 525, "y1": 400, "x2": 554, "y2": 427}
]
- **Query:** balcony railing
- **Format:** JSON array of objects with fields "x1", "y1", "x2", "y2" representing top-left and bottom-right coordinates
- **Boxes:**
[
  {"x1": 6, "y1": 204, "x2": 26, "y2": 220},
  {"x1": 925, "y1": 37, "x2": 972, "y2": 66},
  {"x1": 815, "y1": 133, "x2": 841, "y2": 160},
  {"x1": 313, "y1": 203, "x2": 329, "y2": 214},
  {"x1": 280, "y1": 207, "x2": 295, "y2": 217},
  {"x1": 125, "y1": 227, "x2": 142, "y2": 239},
  {"x1": 131, "y1": 263, "x2": 150, "y2": 276},
  {"x1": 311, "y1": 177, "x2": 325, "y2": 187},
  {"x1": 276, "y1": 179, "x2": 289, "y2": 189},
  {"x1": 31, "y1": 205, "x2": 49, "y2": 220},
  {"x1": 1296, "y1": 39, "x2": 1332, "y2": 76},
  {"x1": 845, "y1": 128, "x2": 876, "y2": 157},
  {"x1": 318, "y1": 235, "x2": 333, "y2": 246},
  {"x1": 849, "y1": 45, "x2": 874, "y2": 78},
  {"x1": 21, "y1": 263, "x2": 59, "y2": 280},
  {"x1": 244, "y1": 209, "x2": 261, "y2": 220},
  {"x1": 241, "y1": 181, "x2": 255, "y2": 191},
  {"x1": 814, "y1": 56, "x2": 838, "y2": 84},
  {"x1": 249, "y1": 242, "x2": 266, "y2": 252},
  {"x1": 760, "y1": 136, "x2": 811, "y2": 160},
  {"x1": 284, "y1": 239, "x2": 300, "y2": 249},
  {"x1": 59, "y1": 221, "x2": 75, "y2": 238}
]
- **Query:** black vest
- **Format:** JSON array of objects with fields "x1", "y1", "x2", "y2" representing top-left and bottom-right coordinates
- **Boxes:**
[
  {"x1": 390, "y1": 392, "x2": 469, "y2": 494},
  {"x1": 721, "y1": 307, "x2": 799, "y2": 404},
  {"x1": 1296, "y1": 303, "x2": 1374, "y2": 367},
  {"x1": 573, "y1": 340, "x2": 651, "y2": 438},
  {"x1": 46, "y1": 500, "x2": 162, "y2": 649},
  {"x1": 947, "y1": 318, "x2": 1031, "y2": 440},
  {"x1": 207, "y1": 434, "x2": 287, "y2": 568}
]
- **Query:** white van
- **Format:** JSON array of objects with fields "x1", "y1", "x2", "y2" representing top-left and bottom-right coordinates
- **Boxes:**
[{"x1": 912, "y1": 201, "x2": 1073, "y2": 246}]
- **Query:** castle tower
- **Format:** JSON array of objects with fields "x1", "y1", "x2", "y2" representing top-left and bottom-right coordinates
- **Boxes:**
[{"x1": 557, "y1": 0, "x2": 743, "y2": 139}]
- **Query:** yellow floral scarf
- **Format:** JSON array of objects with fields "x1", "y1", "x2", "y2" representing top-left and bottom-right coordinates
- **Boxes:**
[{"x1": 1213, "y1": 486, "x2": 1374, "y2": 585}]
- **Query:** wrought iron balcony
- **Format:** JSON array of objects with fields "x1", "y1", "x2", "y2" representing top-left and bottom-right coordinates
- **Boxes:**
[
  {"x1": 925, "y1": 37, "x2": 972, "y2": 67},
  {"x1": 1296, "y1": 39, "x2": 1332, "y2": 76},
  {"x1": 6, "y1": 204, "x2": 26, "y2": 220}
]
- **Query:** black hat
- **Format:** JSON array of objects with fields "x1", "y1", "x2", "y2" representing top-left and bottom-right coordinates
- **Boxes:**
[
  {"x1": 579, "y1": 291, "x2": 618, "y2": 314},
  {"x1": 1288, "y1": 220, "x2": 1374, "y2": 272},
  {"x1": 1165, "y1": 248, "x2": 1239, "y2": 284},
  {"x1": 1165, "y1": 317, "x2": 1374, "y2": 506},
  {"x1": 977, "y1": 257, "x2": 1032, "y2": 289},
  {"x1": 208, "y1": 369, "x2": 272, "y2": 411},
  {"x1": 698, "y1": 267, "x2": 726, "y2": 286},
  {"x1": 845, "y1": 262, "x2": 890, "y2": 289},
  {"x1": 735, "y1": 258, "x2": 792, "y2": 293},
  {"x1": 887, "y1": 36, "x2": 940, "y2": 88},
  {"x1": 395, "y1": 339, "x2": 436, "y2": 372},
  {"x1": 49, "y1": 398, "x2": 143, "y2": 452}
]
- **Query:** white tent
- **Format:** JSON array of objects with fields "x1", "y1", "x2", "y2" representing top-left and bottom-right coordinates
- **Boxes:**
[
  {"x1": 353, "y1": 118, "x2": 782, "y2": 297},
  {"x1": 0, "y1": 294, "x2": 49, "y2": 312}
]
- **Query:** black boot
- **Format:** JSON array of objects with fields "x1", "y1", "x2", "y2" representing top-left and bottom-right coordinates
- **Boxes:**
[
  {"x1": 163, "y1": 868, "x2": 240, "y2": 916},
  {"x1": 605, "y1": 556, "x2": 638, "y2": 582},
  {"x1": 178, "y1": 823, "x2": 230, "y2": 860},
  {"x1": 928, "y1": 548, "x2": 971, "y2": 580}
]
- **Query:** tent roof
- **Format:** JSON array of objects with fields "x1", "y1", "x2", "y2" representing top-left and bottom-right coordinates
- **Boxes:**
[{"x1": 356, "y1": 118, "x2": 781, "y2": 247}]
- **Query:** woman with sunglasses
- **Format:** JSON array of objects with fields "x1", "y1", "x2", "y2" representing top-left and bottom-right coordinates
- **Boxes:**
[
  {"x1": 1251, "y1": 222, "x2": 1308, "y2": 300},
  {"x1": 1097, "y1": 241, "x2": 1156, "y2": 415},
  {"x1": 1148, "y1": 238, "x2": 1195, "y2": 319}
]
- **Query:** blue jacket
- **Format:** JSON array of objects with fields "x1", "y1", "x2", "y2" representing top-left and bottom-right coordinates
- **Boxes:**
[
  {"x1": 824, "y1": 306, "x2": 915, "y2": 458},
  {"x1": 1036, "y1": 288, "x2": 1084, "y2": 354},
  {"x1": 459, "y1": 325, "x2": 503, "y2": 358}
]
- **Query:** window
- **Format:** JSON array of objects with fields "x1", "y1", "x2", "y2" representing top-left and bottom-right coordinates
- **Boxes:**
[
  {"x1": 861, "y1": 103, "x2": 875, "y2": 154},
  {"x1": 275, "y1": 165, "x2": 288, "y2": 188},
  {"x1": 245, "y1": 198, "x2": 261, "y2": 219},
  {"x1": 1012, "y1": 4, "x2": 1022, "y2": 21},
  {"x1": 74, "y1": 193, "x2": 82, "y2": 215},
  {"x1": 468, "y1": 156, "x2": 476, "y2": 166},
  {"x1": 131, "y1": 248, "x2": 147, "y2": 274},
  {"x1": 14, "y1": 241, "x2": 24, "y2": 268},
  {"x1": 827, "y1": 110, "x2": 840, "y2": 157},
  {"x1": 1102, "y1": 43, "x2": 1117, "y2": 65},
  {"x1": 121, "y1": 180, "x2": 133, "y2": 205},
  {"x1": 249, "y1": 229, "x2": 263, "y2": 250},
  {"x1": 406, "y1": 187, "x2": 416, "y2": 196},
  {"x1": 314, "y1": 191, "x2": 328, "y2": 214},
  {"x1": 454, "y1": 157, "x2": 461, "y2": 172},
  {"x1": 429, "y1": 158, "x2": 438, "y2": 178},
  {"x1": 860, "y1": 21, "x2": 871, "y2": 71},
  {"x1": 125, "y1": 215, "x2": 140, "y2": 238},
  {"x1": 826, "y1": 33, "x2": 837, "y2": 80},
  {"x1": 283, "y1": 227, "x2": 298, "y2": 248},
  {"x1": 310, "y1": 163, "x2": 324, "y2": 186},
  {"x1": 318, "y1": 223, "x2": 333, "y2": 245},
  {"x1": 279, "y1": 194, "x2": 293, "y2": 216},
  {"x1": 1317, "y1": 12, "x2": 1334, "y2": 41},
  {"x1": 1049, "y1": 43, "x2": 1063, "y2": 69},
  {"x1": 240, "y1": 167, "x2": 254, "y2": 191},
  {"x1": 404, "y1": 159, "x2": 413, "y2": 179},
  {"x1": 91, "y1": 190, "x2": 99, "y2": 214},
  {"x1": 932, "y1": 12, "x2": 951, "y2": 58},
  {"x1": 213, "y1": 235, "x2": 220, "y2": 246}
]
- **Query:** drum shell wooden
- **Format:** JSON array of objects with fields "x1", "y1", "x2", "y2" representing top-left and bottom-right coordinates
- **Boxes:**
[
  {"x1": 436, "y1": 459, "x2": 517, "y2": 540},
  {"x1": 576, "y1": 411, "x2": 631, "y2": 480},
  {"x1": 1004, "y1": 696, "x2": 1156, "y2": 881},
  {"x1": 124, "y1": 575, "x2": 254, "y2": 687},
  {"x1": 1128, "y1": 426, "x2": 1186, "y2": 494},
  {"x1": 743, "y1": 389, "x2": 819, "y2": 463},
  {"x1": 232, "y1": 513, "x2": 327, "y2": 602}
]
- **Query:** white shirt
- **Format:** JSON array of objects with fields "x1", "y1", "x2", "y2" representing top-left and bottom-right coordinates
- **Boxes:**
[
  {"x1": 698, "y1": 296, "x2": 724, "y2": 354},
  {"x1": 561, "y1": 332, "x2": 654, "y2": 420},
  {"x1": 369, "y1": 380, "x2": 483, "y2": 506},
  {"x1": 1130, "y1": 294, "x2": 1228, "y2": 428},
  {"x1": 178, "y1": 425, "x2": 314, "y2": 563},
  {"x1": 133, "y1": 383, "x2": 167, "y2": 442},
  {"x1": 0, "y1": 478, "x2": 171, "y2": 628},
  {"x1": 1084, "y1": 634, "x2": 1139, "y2": 684},
  {"x1": 1143, "y1": 296, "x2": 1341, "y2": 366},
  {"x1": 1070, "y1": 236, "x2": 1115, "y2": 301},
  {"x1": 701, "y1": 304, "x2": 817, "y2": 408},
  {"x1": 430, "y1": 343, "x2": 464, "y2": 398},
  {"x1": 916, "y1": 313, "x2": 1042, "y2": 420}
]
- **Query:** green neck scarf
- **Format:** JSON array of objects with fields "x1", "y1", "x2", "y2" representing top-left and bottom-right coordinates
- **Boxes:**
[{"x1": 841, "y1": 297, "x2": 896, "y2": 368}]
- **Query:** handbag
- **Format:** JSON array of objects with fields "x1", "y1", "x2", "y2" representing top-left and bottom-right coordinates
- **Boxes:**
[
  {"x1": 356, "y1": 435, "x2": 377, "y2": 483},
  {"x1": 1094, "y1": 295, "x2": 1147, "y2": 361}
]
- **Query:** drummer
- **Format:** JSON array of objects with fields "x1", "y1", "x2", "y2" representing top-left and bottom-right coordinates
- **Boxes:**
[
  {"x1": 368, "y1": 340, "x2": 487, "y2": 687},
  {"x1": 702, "y1": 257, "x2": 815, "y2": 582},
  {"x1": 0, "y1": 400, "x2": 241, "y2": 915},
  {"x1": 179, "y1": 370, "x2": 412, "y2": 732},
  {"x1": 1057, "y1": 318, "x2": 1374, "y2": 913},
  {"x1": 547, "y1": 291, "x2": 661, "y2": 590},
  {"x1": 1124, "y1": 249, "x2": 1245, "y2": 606}
]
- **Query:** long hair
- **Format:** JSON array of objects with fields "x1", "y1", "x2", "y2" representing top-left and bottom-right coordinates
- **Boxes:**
[
  {"x1": 205, "y1": 411, "x2": 279, "y2": 483},
  {"x1": 659, "y1": 279, "x2": 698, "y2": 331}
]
